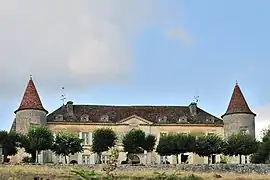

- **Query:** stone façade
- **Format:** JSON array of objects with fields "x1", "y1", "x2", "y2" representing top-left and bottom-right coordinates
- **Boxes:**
[{"x1": 9, "y1": 77, "x2": 256, "y2": 164}]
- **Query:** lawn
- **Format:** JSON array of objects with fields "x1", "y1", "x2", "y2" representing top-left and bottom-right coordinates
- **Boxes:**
[{"x1": 0, "y1": 165, "x2": 269, "y2": 180}]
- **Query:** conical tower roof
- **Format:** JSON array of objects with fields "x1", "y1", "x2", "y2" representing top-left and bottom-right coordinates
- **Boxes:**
[
  {"x1": 14, "y1": 76, "x2": 48, "y2": 114},
  {"x1": 221, "y1": 82, "x2": 255, "y2": 118}
]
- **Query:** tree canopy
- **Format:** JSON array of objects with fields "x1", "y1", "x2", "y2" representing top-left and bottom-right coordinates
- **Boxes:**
[
  {"x1": 92, "y1": 128, "x2": 117, "y2": 164},
  {"x1": 52, "y1": 131, "x2": 83, "y2": 164},
  {"x1": 194, "y1": 134, "x2": 223, "y2": 164},
  {"x1": 20, "y1": 126, "x2": 54, "y2": 163},
  {"x1": 224, "y1": 132, "x2": 258, "y2": 164},
  {"x1": 122, "y1": 129, "x2": 146, "y2": 154}
]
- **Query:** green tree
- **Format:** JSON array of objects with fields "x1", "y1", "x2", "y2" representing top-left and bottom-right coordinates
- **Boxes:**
[
  {"x1": 52, "y1": 131, "x2": 83, "y2": 164},
  {"x1": 92, "y1": 128, "x2": 117, "y2": 164},
  {"x1": 174, "y1": 133, "x2": 196, "y2": 164},
  {"x1": 194, "y1": 134, "x2": 223, "y2": 164},
  {"x1": 250, "y1": 129, "x2": 270, "y2": 164},
  {"x1": 143, "y1": 134, "x2": 156, "y2": 152},
  {"x1": 224, "y1": 132, "x2": 258, "y2": 164},
  {"x1": 0, "y1": 131, "x2": 20, "y2": 162},
  {"x1": 122, "y1": 130, "x2": 145, "y2": 154},
  {"x1": 156, "y1": 134, "x2": 175, "y2": 161},
  {"x1": 20, "y1": 126, "x2": 54, "y2": 163},
  {"x1": 143, "y1": 134, "x2": 156, "y2": 164}
]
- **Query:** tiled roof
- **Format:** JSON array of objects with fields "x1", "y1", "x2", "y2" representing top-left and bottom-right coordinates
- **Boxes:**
[
  {"x1": 47, "y1": 104, "x2": 223, "y2": 125},
  {"x1": 14, "y1": 77, "x2": 48, "y2": 114},
  {"x1": 222, "y1": 83, "x2": 255, "y2": 117}
]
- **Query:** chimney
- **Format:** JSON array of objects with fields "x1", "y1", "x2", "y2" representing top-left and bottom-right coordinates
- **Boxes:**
[
  {"x1": 66, "y1": 101, "x2": 74, "y2": 117},
  {"x1": 189, "y1": 102, "x2": 197, "y2": 116}
]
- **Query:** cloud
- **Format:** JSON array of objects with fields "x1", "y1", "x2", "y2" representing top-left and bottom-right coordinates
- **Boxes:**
[
  {"x1": 0, "y1": 0, "x2": 170, "y2": 98},
  {"x1": 165, "y1": 27, "x2": 194, "y2": 46},
  {"x1": 254, "y1": 104, "x2": 270, "y2": 140}
]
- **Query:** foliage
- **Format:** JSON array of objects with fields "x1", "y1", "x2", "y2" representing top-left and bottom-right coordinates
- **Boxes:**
[
  {"x1": 72, "y1": 169, "x2": 101, "y2": 180},
  {"x1": 174, "y1": 133, "x2": 196, "y2": 164},
  {"x1": 143, "y1": 134, "x2": 157, "y2": 152},
  {"x1": 92, "y1": 128, "x2": 117, "y2": 164},
  {"x1": 156, "y1": 134, "x2": 175, "y2": 156},
  {"x1": 71, "y1": 169, "x2": 203, "y2": 180},
  {"x1": 102, "y1": 146, "x2": 120, "y2": 175},
  {"x1": 20, "y1": 125, "x2": 54, "y2": 163},
  {"x1": 0, "y1": 131, "x2": 20, "y2": 162},
  {"x1": 251, "y1": 129, "x2": 270, "y2": 164},
  {"x1": 122, "y1": 129, "x2": 145, "y2": 153},
  {"x1": 52, "y1": 131, "x2": 83, "y2": 164},
  {"x1": 219, "y1": 154, "x2": 227, "y2": 164},
  {"x1": 194, "y1": 134, "x2": 223, "y2": 164},
  {"x1": 224, "y1": 132, "x2": 258, "y2": 164},
  {"x1": 22, "y1": 156, "x2": 33, "y2": 163}
]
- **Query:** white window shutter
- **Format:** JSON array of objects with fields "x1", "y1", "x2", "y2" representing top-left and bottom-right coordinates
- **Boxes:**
[
  {"x1": 79, "y1": 132, "x2": 82, "y2": 145},
  {"x1": 89, "y1": 132, "x2": 92, "y2": 145}
]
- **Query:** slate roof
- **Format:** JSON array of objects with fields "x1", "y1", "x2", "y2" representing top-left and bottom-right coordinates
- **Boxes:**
[
  {"x1": 47, "y1": 103, "x2": 223, "y2": 125},
  {"x1": 222, "y1": 83, "x2": 255, "y2": 117},
  {"x1": 14, "y1": 77, "x2": 48, "y2": 114}
]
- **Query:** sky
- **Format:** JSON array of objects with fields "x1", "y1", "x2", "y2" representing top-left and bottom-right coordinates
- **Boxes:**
[{"x1": 0, "y1": 0, "x2": 269, "y2": 139}]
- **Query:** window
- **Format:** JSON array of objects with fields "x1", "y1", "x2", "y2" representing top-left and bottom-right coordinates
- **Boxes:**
[
  {"x1": 56, "y1": 114, "x2": 63, "y2": 121},
  {"x1": 82, "y1": 132, "x2": 91, "y2": 145},
  {"x1": 82, "y1": 155, "x2": 91, "y2": 164},
  {"x1": 240, "y1": 127, "x2": 248, "y2": 135},
  {"x1": 100, "y1": 115, "x2": 109, "y2": 122},
  {"x1": 101, "y1": 155, "x2": 108, "y2": 164},
  {"x1": 158, "y1": 116, "x2": 167, "y2": 122},
  {"x1": 160, "y1": 156, "x2": 168, "y2": 164},
  {"x1": 81, "y1": 115, "x2": 89, "y2": 122},
  {"x1": 178, "y1": 116, "x2": 187, "y2": 123}
]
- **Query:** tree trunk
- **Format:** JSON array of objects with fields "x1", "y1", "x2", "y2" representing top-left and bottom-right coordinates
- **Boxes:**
[
  {"x1": 31, "y1": 152, "x2": 36, "y2": 163},
  {"x1": 208, "y1": 155, "x2": 211, "y2": 164},
  {"x1": 3, "y1": 152, "x2": 7, "y2": 163},
  {"x1": 65, "y1": 156, "x2": 67, "y2": 164},
  {"x1": 239, "y1": 155, "x2": 242, "y2": 164},
  {"x1": 146, "y1": 151, "x2": 152, "y2": 165},
  {"x1": 176, "y1": 154, "x2": 179, "y2": 164},
  {"x1": 97, "y1": 152, "x2": 102, "y2": 164}
]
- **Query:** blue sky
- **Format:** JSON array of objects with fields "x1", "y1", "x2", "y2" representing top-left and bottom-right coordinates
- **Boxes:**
[{"x1": 0, "y1": 0, "x2": 269, "y2": 137}]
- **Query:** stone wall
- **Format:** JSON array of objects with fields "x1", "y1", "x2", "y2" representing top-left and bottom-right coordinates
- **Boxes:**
[{"x1": 6, "y1": 164, "x2": 270, "y2": 174}]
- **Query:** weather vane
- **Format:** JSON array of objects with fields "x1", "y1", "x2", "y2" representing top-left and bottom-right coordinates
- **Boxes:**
[
  {"x1": 194, "y1": 95, "x2": 200, "y2": 103},
  {"x1": 60, "y1": 87, "x2": 67, "y2": 105}
]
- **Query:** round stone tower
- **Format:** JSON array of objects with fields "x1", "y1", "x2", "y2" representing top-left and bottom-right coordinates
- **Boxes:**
[
  {"x1": 14, "y1": 76, "x2": 48, "y2": 134},
  {"x1": 222, "y1": 82, "x2": 256, "y2": 139}
]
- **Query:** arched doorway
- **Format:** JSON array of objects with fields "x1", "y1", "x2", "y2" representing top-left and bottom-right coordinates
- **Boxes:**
[{"x1": 127, "y1": 154, "x2": 140, "y2": 164}]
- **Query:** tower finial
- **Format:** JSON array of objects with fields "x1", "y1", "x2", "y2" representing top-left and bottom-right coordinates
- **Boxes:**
[
  {"x1": 236, "y1": 80, "x2": 238, "y2": 85},
  {"x1": 30, "y1": 74, "x2": 33, "y2": 80}
]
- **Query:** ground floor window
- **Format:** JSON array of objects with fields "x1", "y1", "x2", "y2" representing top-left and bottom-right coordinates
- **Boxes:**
[
  {"x1": 181, "y1": 154, "x2": 189, "y2": 164},
  {"x1": 101, "y1": 155, "x2": 108, "y2": 164},
  {"x1": 160, "y1": 156, "x2": 168, "y2": 164},
  {"x1": 82, "y1": 155, "x2": 91, "y2": 164}
]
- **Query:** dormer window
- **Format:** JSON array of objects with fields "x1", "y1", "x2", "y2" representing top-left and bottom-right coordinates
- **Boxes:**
[
  {"x1": 158, "y1": 116, "x2": 167, "y2": 123},
  {"x1": 100, "y1": 115, "x2": 109, "y2": 122},
  {"x1": 56, "y1": 114, "x2": 63, "y2": 121},
  {"x1": 178, "y1": 116, "x2": 187, "y2": 123},
  {"x1": 81, "y1": 114, "x2": 89, "y2": 122}
]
